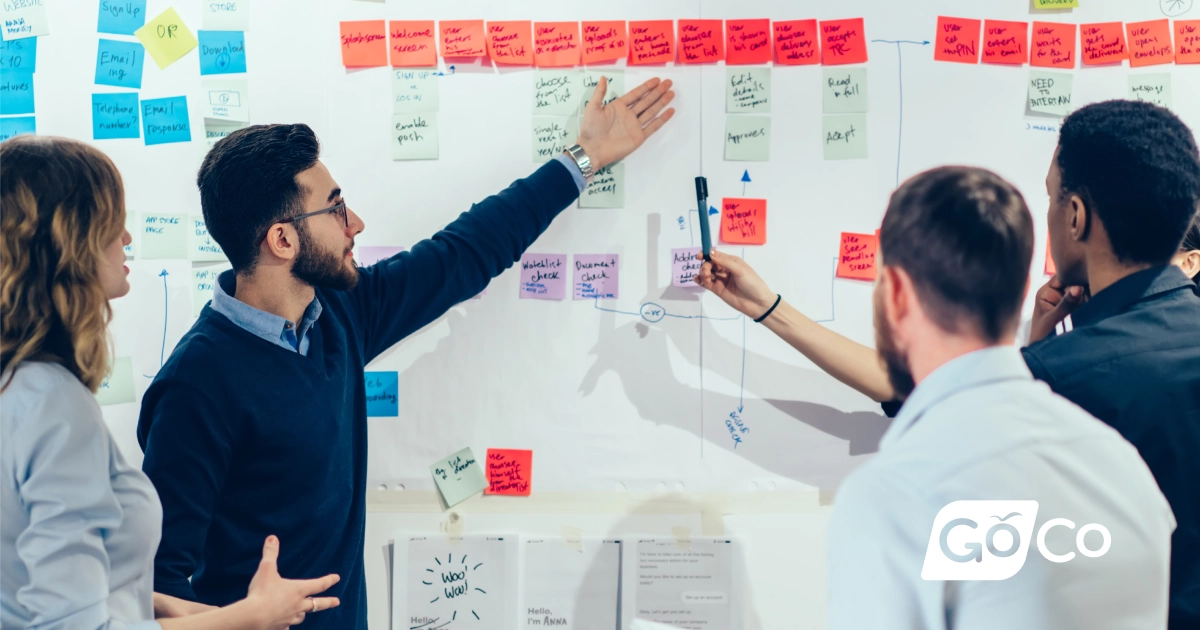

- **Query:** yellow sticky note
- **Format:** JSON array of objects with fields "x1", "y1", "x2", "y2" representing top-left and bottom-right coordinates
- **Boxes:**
[
  {"x1": 135, "y1": 8, "x2": 198, "y2": 69},
  {"x1": 1034, "y1": 0, "x2": 1079, "y2": 8}
]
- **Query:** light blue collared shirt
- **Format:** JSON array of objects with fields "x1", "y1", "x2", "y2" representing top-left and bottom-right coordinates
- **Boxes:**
[
  {"x1": 553, "y1": 152, "x2": 588, "y2": 193},
  {"x1": 211, "y1": 270, "x2": 323, "y2": 355}
]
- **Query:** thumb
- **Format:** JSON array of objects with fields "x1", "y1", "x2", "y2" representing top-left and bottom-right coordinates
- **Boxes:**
[
  {"x1": 259, "y1": 535, "x2": 280, "y2": 575},
  {"x1": 588, "y1": 76, "x2": 606, "y2": 111},
  {"x1": 1049, "y1": 286, "x2": 1085, "y2": 319}
]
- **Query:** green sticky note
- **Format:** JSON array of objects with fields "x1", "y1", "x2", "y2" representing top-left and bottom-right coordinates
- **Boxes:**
[
  {"x1": 823, "y1": 114, "x2": 868, "y2": 160},
  {"x1": 134, "y1": 7, "x2": 198, "y2": 70},
  {"x1": 204, "y1": 120, "x2": 246, "y2": 149},
  {"x1": 725, "y1": 115, "x2": 770, "y2": 162},
  {"x1": 392, "y1": 69, "x2": 439, "y2": 114},
  {"x1": 726, "y1": 67, "x2": 770, "y2": 113},
  {"x1": 189, "y1": 215, "x2": 226, "y2": 262},
  {"x1": 96, "y1": 357, "x2": 135, "y2": 406},
  {"x1": 193, "y1": 264, "x2": 229, "y2": 317},
  {"x1": 1034, "y1": 0, "x2": 1079, "y2": 8},
  {"x1": 1028, "y1": 70, "x2": 1073, "y2": 117},
  {"x1": 141, "y1": 213, "x2": 188, "y2": 259},
  {"x1": 430, "y1": 447, "x2": 488, "y2": 508},
  {"x1": 533, "y1": 69, "x2": 578, "y2": 116},
  {"x1": 391, "y1": 113, "x2": 438, "y2": 160},
  {"x1": 580, "y1": 162, "x2": 624, "y2": 208},
  {"x1": 823, "y1": 67, "x2": 868, "y2": 114},
  {"x1": 1128, "y1": 73, "x2": 1171, "y2": 109},
  {"x1": 532, "y1": 116, "x2": 575, "y2": 162},
  {"x1": 580, "y1": 69, "x2": 623, "y2": 109}
]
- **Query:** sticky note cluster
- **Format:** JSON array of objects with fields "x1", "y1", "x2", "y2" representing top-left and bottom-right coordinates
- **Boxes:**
[{"x1": 725, "y1": 67, "x2": 771, "y2": 162}]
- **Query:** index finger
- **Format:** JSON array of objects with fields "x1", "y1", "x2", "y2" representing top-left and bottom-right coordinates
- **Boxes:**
[
  {"x1": 586, "y1": 76, "x2": 607, "y2": 111},
  {"x1": 298, "y1": 573, "x2": 341, "y2": 596},
  {"x1": 615, "y1": 77, "x2": 662, "y2": 107}
]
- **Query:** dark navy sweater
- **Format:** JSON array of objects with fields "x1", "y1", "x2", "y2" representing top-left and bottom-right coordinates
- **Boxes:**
[{"x1": 137, "y1": 160, "x2": 580, "y2": 628}]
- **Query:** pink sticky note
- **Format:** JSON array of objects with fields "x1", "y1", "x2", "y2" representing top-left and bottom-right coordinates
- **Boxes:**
[
  {"x1": 519, "y1": 253, "x2": 566, "y2": 300},
  {"x1": 357, "y1": 246, "x2": 406, "y2": 267},
  {"x1": 573, "y1": 254, "x2": 619, "y2": 299},
  {"x1": 485, "y1": 449, "x2": 532, "y2": 496},
  {"x1": 672, "y1": 247, "x2": 703, "y2": 287}
]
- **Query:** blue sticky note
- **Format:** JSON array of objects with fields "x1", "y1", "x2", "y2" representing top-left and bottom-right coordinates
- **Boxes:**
[
  {"x1": 92, "y1": 93, "x2": 140, "y2": 140},
  {"x1": 97, "y1": 0, "x2": 146, "y2": 35},
  {"x1": 141, "y1": 96, "x2": 191, "y2": 145},
  {"x1": 0, "y1": 116, "x2": 35, "y2": 142},
  {"x1": 0, "y1": 38, "x2": 36, "y2": 71},
  {"x1": 0, "y1": 69, "x2": 34, "y2": 115},
  {"x1": 198, "y1": 30, "x2": 247, "y2": 75},
  {"x1": 95, "y1": 39, "x2": 144, "y2": 89},
  {"x1": 365, "y1": 371, "x2": 399, "y2": 417}
]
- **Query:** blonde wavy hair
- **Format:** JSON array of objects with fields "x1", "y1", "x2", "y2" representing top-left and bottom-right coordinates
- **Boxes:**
[{"x1": 1, "y1": 136, "x2": 127, "y2": 392}]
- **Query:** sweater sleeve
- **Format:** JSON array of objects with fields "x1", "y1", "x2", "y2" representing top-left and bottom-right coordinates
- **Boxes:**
[{"x1": 350, "y1": 159, "x2": 581, "y2": 362}]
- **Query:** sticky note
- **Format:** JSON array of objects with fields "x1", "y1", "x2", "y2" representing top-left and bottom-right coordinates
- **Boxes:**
[
  {"x1": 820, "y1": 18, "x2": 867, "y2": 65},
  {"x1": 0, "y1": 68, "x2": 33, "y2": 114},
  {"x1": 1126, "y1": 19, "x2": 1173, "y2": 67},
  {"x1": 0, "y1": 115, "x2": 34, "y2": 141},
  {"x1": 532, "y1": 116, "x2": 574, "y2": 162},
  {"x1": 726, "y1": 67, "x2": 770, "y2": 113},
  {"x1": 774, "y1": 19, "x2": 819, "y2": 65},
  {"x1": 582, "y1": 20, "x2": 626, "y2": 64},
  {"x1": 1, "y1": 0, "x2": 48, "y2": 40},
  {"x1": 98, "y1": 0, "x2": 146, "y2": 35},
  {"x1": 485, "y1": 449, "x2": 532, "y2": 496},
  {"x1": 935, "y1": 17, "x2": 981, "y2": 64},
  {"x1": 141, "y1": 213, "x2": 188, "y2": 259},
  {"x1": 141, "y1": 96, "x2": 190, "y2": 145},
  {"x1": 365, "y1": 371, "x2": 398, "y2": 417},
  {"x1": 339, "y1": 20, "x2": 386, "y2": 67},
  {"x1": 1028, "y1": 70, "x2": 1073, "y2": 116},
  {"x1": 430, "y1": 447, "x2": 487, "y2": 507},
  {"x1": 822, "y1": 67, "x2": 867, "y2": 114},
  {"x1": 1081, "y1": 22, "x2": 1126, "y2": 65},
  {"x1": 389, "y1": 20, "x2": 436, "y2": 66},
  {"x1": 392, "y1": 69, "x2": 438, "y2": 113},
  {"x1": 1044, "y1": 239, "x2": 1056, "y2": 276},
  {"x1": 983, "y1": 20, "x2": 1028, "y2": 65},
  {"x1": 580, "y1": 69, "x2": 623, "y2": 109},
  {"x1": 836, "y1": 232, "x2": 877, "y2": 280},
  {"x1": 533, "y1": 69, "x2": 578, "y2": 116},
  {"x1": 519, "y1": 253, "x2": 567, "y2": 300},
  {"x1": 678, "y1": 19, "x2": 723, "y2": 64},
  {"x1": 1177, "y1": 20, "x2": 1200, "y2": 64},
  {"x1": 189, "y1": 215, "x2": 225, "y2": 262},
  {"x1": 198, "y1": 30, "x2": 246, "y2": 74},
  {"x1": 192, "y1": 265, "x2": 229, "y2": 316},
  {"x1": 1031, "y1": 22, "x2": 1076, "y2": 68},
  {"x1": 1128, "y1": 73, "x2": 1172, "y2": 109},
  {"x1": 573, "y1": 254, "x2": 619, "y2": 299},
  {"x1": 823, "y1": 114, "x2": 868, "y2": 160},
  {"x1": 202, "y1": 0, "x2": 247, "y2": 31},
  {"x1": 203, "y1": 120, "x2": 244, "y2": 148},
  {"x1": 487, "y1": 21, "x2": 532, "y2": 65},
  {"x1": 135, "y1": 8, "x2": 198, "y2": 69},
  {"x1": 628, "y1": 20, "x2": 674, "y2": 65},
  {"x1": 534, "y1": 21, "x2": 580, "y2": 67},
  {"x1": 96, "y1": 357, "x2": 135, "y2": 406},
  {"x1": 1034, "y1": 0, "x2": 1079, "y2": 8},
  {"x1": 440, "y1": 19, "x2": 485, "y2": 57},
  {"x1": 672, "y1": 247, "x2": 703, "y2": 287},
  {"x1": 357, "y1": 245, "x2": 405, "y2": 267},
  {"x1": 199, "y1": 78, "x2": 248, "y2": 122},
  {"x1": 579, "y1": 162, "x2": 624, "y2": 208},
  {"x1": 92, "y1": 92, "x2": 139, "y2": 139},
  {"x1": 726, "y1": 19, "x2": 770, "y2": 65},
  {"x1": 720, "y1": 198, "x2": 767, "y2": 245},
  {"x1": 95, "y1": 39, "x2": 143, "y2": 89},
  {"x1": 391, "y1": 113, "x2": 438, "y2": 160},
  {"x1": 0, "y1": 36, "x2": 36, "y2": 70},
  {"x1": 724, "y1": 115, "x2": 770, "y2": 162}
]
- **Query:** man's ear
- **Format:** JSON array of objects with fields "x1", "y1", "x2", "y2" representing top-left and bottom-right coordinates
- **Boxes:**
[
  {"x1": 1178, "y1": 249, "x2": 1200, "y2": 280},
  {"x1": 1068, "y1": 193, "x2": 1091, "y2": 243},
  {"x1": 880, "y1": 266, "x2": 911, "y2": 329},
  {"x1": 262, "y1": 224, "x2": 299, "y2": 262}
]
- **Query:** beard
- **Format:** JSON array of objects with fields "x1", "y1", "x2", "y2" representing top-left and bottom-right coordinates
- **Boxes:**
[
  {"x1": 291, "y1": 223, "x2": 359, "y2": 291},
  {"x1": 873, "y1": 289, "x2": 916, "y2": 399}
]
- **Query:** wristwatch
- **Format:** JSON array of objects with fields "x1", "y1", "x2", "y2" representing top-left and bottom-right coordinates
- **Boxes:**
[{"x1": 564, "y1": 144, "x2": 595, "y2": 185}]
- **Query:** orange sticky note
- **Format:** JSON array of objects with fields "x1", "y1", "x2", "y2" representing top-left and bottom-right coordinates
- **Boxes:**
[
  {"x1": 773, "y1": 19, "x2": 819, "y2": 65},
  {"x1": 534, "y1": 21, "x2": 581, "y2": 66},
  {"x1": 934, "y1": 16, "x2": 981, "y2": 64},
  {"x1": 340, "y1": 20, "x2": 388, "y2": 67},
  {"x1": 487, "y1": 21, "x2": 532, "y2": 65},
  {"x1": 720, "y1": 198, "x2": 767, "y2": 245},
  {"x1": 1031, "y1": 22, "x2": 1077, "y2": 68},
  {"x1": 678, "y1": 19, "x2": 724, "y2": 64},
  {"x1": 820, "y1": 18, "x2": 867, "y2": 65},
  {"x1": 582, "y1": 20, "x2": 626, "y2": 64},
  {"x1": 1081, "y1": 22, "x2": 1126, "y2": 65},
  {"x1": 1044, "y1": 239, "x2": 1056, "y2": 276},
  {"x1": 629, "y1": 20, "x2": 675, "y2": 64},
  {"x1": 389, "y1": 21, "x2": 436, "y2": 67},
  {"x1": 983, "y1": 20, "x2": 1028, "y2": 65},
  {"x1": 837, "y1": 232, "x2": 878, "y2": 281},
  {"x1": 1126, "y1": 19, "x2": 1173, "y2": 67},
  {"x1": 485, "y1": 449, "x2": 532, "y2": 496},
  {"x1": 440, "y1": 19, "x2": 486, "y2": 57},
  {"x1": 726, "y1": 19, "x2": 771, "y2": 65},
  {"x1": 1178, "y1": 20, "x2": 1200, "y2": 64}
]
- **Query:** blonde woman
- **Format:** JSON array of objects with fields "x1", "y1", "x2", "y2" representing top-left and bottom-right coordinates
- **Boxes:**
[{"x1": 1, "y1": 136, "x2": 339, "y2": 629}]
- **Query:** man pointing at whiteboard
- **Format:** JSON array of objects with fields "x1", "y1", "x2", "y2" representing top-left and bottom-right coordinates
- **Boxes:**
[{"x1": 137, "y1": 77, "x2": 674, "y2": 628}]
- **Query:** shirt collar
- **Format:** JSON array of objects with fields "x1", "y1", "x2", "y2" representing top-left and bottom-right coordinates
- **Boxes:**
[
  {"x1": 1071, "y1": 265, "x2": 1195, "y2": 329},
  {"x1": 212, "y1": 270, "x2": 323, "y2": 340}
]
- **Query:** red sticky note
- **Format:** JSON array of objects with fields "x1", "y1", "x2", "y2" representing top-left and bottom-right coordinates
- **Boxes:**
[
  {"x1": 487, "y1": 21, "x2": 532, "y2": 65},
  {"x1": 440, "y1": 19, "x2": 486, "y2": 57},
  {"x1": 582, "y1": 20, "x2": 627, "y2": 64},
  {"x1": 1126, "y1": 19, "x2": 1173, "y2": 67},
  {"x1": 820, "y1": 18, "x2": 868, "y2": 65},
  {"x1": 1044, "y1": 238, "x2": 1056, "y2": 276},
  {"x1": 485, "y1": 449, "x2": 532, "y2": 496},
  {"x1": 534, "y1": 21, "x2": 581, "y2": 67},
  {"x1": 340, "y1": 20, "x2": 388, "y2": 67},
  {"x1": 773, "y1": 19, "x2": 819, "y2": 65},
  {"x1": 389, "y1": 21, "x2": 436, "y2": 67},
  {"x1": 726, "y1": 19, "x2": 771, "y2": 65},
  {"x1": 837, "y1": 232, "x2": 878, "y2": 281},
  {"x1": 678, "y1": 19, "x2": 724, "y2": 64},
  {"x1": 629, "y1": 20, "x2": 675, "y2": 64},
  {"x1": 983, "y1": 20, "x2": 1028, "y2": 65},
  {"x1": 1178, "y1": 20, "x2": 1200, "y2": 64},
  {"x1": 934, "y1": 16, "x2": 981, "y2": 64},
  {"x1": 1031, "y1": 22, "x2": 1077, "y2": 68},
  {"x1": 1080, "y1": 22, "x2": 1126, "y2": 65},
  {"x1": 720, "y1": 198, "x2": 767, "y2": 245}
]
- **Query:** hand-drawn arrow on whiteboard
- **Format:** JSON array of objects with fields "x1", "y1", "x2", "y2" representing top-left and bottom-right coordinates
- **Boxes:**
[{"x1": 870, "y1": 39, "x2": 931, "y2": 188}]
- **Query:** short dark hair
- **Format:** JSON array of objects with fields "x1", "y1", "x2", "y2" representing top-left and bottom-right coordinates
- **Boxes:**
[
  {"x1": 880, "y1": 166, "x2": 1033, "y2": 342},
  {"x1": 1056, "y1": 100, "x2": 1200, "y2": 265},
  {"x1": 197, "y1": 124, "x2": 321, "y2": 271}
]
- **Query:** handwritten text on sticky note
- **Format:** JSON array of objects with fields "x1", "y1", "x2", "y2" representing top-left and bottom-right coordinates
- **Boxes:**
[
  {"x1": 430, "y1": 447, "x2": 487, "y2": 508},
  {"x1": 720, "y1": 198, "x2": 767, "y2": 245},
  {"x1": 390, "y1": 20, "x2": 436, "y2": 66},
  {"x1": 534, "y1": 21, "x2": 580, "y2": 66},
  {"x1": 573, "y1": 254, "x2": 619, "y2": 299},
  {"x1": 365, "y1": 371, "x2": 398, "y2": 417},
  {"x1": 774, "y1": 19, "x2": 818, "y2": 65},
  {"x1": 678, "y1": 19, "x2": 723, "y2": 64},
  {"x1": 1081, "y1": 22, "x2": 1126, "y2": 65},
  {"x1": 1126, "y1": 19, "x2": 1173, "y2": 67},
  {"x1": 935, "y1": 16, "x2": 981, "y2": 64},
  {"x1": 520, "y1": 253, "x2": 567, "y2": 300},
  {"x1": 982, "y1": 20, "x2": 1028, "y2": 65},
  {"x1": 1031, "y1": 22, "x2": 1076, "y2": 69},
  {"x1": 837, "y1": 232, "x2": 877, "y2": 281},
  {"x1": 486, "y1": 449, "x2": 532, "y2": 496},
  {"x1": 340, "y1": 20, "x2": 386, "y2": 67},
  {"x1": 92, "y1": 92, "x2": 139, "y2": 140},
  {"x1": 441, "y1": 20, "x2": 485, "y2": 57},
  {"x1": 820, "y1": 18, "x2": 867, "y2": 65},
  {"x1": 487, "y1": 21, "x2": 532, "y2": 65},
  {"x1": 628, "y1": 20, "x2": 674, "y2": 64},
  {"x1": 135, "y1": 8, "x2": 198, "y2": 69},
  {"x1": 582, "y1": 20, "x2": 626, "y2": 64},
  {"x1": 726, "y1": 19, "x2": 770, "y2": 65},
  {"x1": 672, "y1": 247, "x2": 703, "y2": 287}
]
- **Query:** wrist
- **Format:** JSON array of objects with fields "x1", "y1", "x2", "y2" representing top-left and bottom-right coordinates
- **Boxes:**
[
  {"x1": 226, "y1": 598, "x2": 267, "y2": 630},
  {"x1": 573, "y1": 139, "x2": 606, "y2": 171}
]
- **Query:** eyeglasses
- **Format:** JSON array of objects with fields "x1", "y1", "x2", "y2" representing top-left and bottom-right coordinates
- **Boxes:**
[{"x1": 257, "y1": 201, "x2": 349, "y2": 246}]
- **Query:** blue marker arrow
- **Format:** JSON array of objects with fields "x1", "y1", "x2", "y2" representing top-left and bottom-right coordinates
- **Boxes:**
[
  {"x1": 741, "y1": 170, "x2": 751, "y2": 195},
  {"x1": 708, "y1": 205, "x2": 719, "y2": 216}
]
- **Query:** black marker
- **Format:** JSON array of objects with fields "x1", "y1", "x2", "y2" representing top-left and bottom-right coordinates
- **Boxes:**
[{"x1": 695, "y1": 176, "x2": 711, "y2": 261}]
